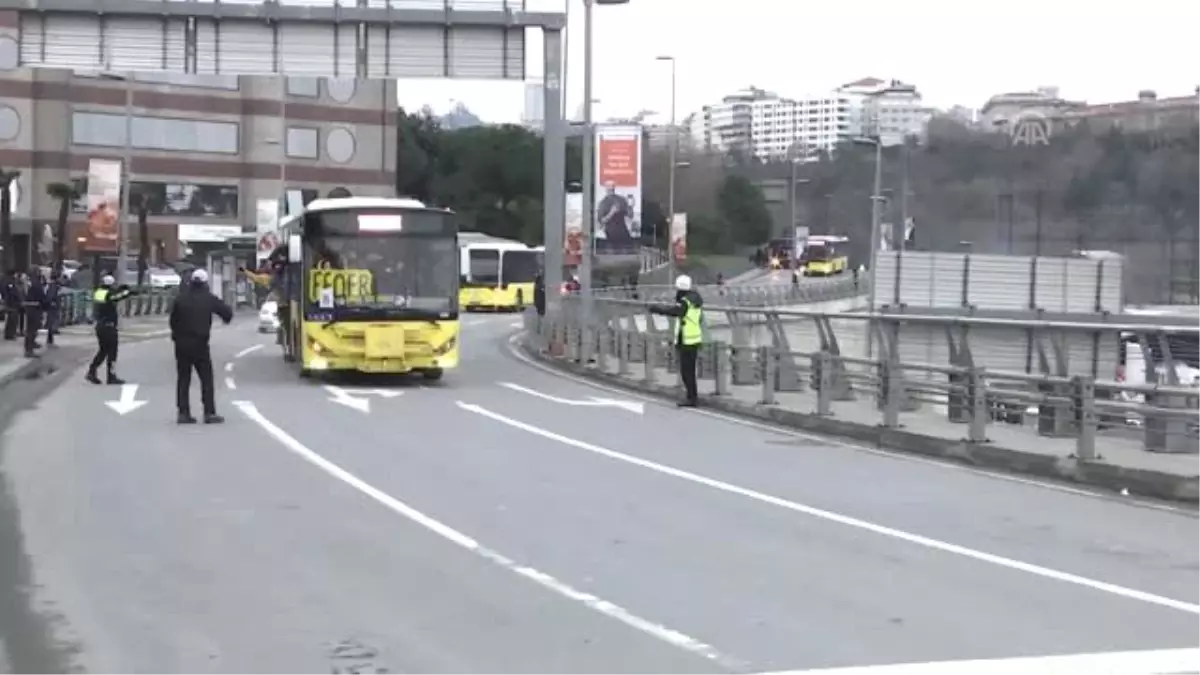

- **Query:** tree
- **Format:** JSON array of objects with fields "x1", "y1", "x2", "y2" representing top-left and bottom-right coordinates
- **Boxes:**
[
  {"x1": 716, "y1": 174, "x2": 772, "y2": 246},
  {"x1": 0, "y1": 170, "x2": 17, "y2": 271},
  {"x1": 45, "y1": 181, "x2": 78, "y2": 274},
  {"x1": 394, "y1": 106, "x2": 442, "y2": 202}
]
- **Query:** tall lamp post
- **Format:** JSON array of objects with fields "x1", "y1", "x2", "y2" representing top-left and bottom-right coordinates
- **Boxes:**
[
  {"x1": 655, "y1": 54, "x2": 676, "y2": 281},
  {"x1": 100, "y1": 72, "x2": 134, "y2": 285},
  {"x1": 580, "y1": 0, "x2": 629, "y2": 351},
  {"x1": 853, "y1": 134, "x2": 884, "y2": 359}
]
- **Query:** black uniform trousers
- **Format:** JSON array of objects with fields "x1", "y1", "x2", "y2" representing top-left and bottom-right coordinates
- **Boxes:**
[
  {"x1": 88, "y1": 324, "x2": 120, "y2": 376},
  {"x1": 175, "y1": 338, "x2": 216, "y2": 416},
  {"x1": 22, "y1": 307, "x2": 42, "y2": 355},
  {"x1": 678, "y1": 343, "x2": 700, "y2": 403},
  {"x1": 2, "y1": 307, "x2": 17, "y2": 340}
]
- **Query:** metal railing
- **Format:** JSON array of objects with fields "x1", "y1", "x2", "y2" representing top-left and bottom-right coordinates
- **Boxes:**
[
  {"x1": 594, "y1": 275, "x2": 866, "y2": 308},
  {"x1": 527, "y1": 296, "x2": 1200, "y2": 460},
  {"x1": 53, "y1": 287, "x2": 179, "y2": 326}
]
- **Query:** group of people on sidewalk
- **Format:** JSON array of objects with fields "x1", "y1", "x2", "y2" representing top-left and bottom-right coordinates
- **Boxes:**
[{"x1": 1, "y1": 267, "x2": 67, "y2": 358}]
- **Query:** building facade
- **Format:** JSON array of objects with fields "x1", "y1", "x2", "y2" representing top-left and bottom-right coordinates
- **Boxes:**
[
  {"x1": 979, "y1": 86, "x2": 1200, "y2": 140},
  {"x1": 0, "y1": 34, "x2": 396, "y2": 269},
  {"x1": 688, "y1": 78, "x2": 931, "y2": 161}
]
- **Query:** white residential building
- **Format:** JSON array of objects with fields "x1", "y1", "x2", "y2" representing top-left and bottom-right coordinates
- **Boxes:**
[{"x1": 688, "y1": 78, "x2": 932, "y2": 160}]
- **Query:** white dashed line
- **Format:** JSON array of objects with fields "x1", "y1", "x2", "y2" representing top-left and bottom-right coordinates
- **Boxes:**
[
  {"x1": 224, "y1": 362, "x2": 234, "y2": 373},
  {"x1": 233, "y1": 400, "x2": 741, "y2": 670},
  {"x1": 234, "y1": 344, "x2": 264, "y2": 359},
  {"x1": 225, "y1": 377, "x2": 237, "y2": 390}
]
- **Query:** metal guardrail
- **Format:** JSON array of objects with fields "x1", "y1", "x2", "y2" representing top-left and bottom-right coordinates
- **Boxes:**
[
  {"x1": 595, "y1": 276, "x2": 866, "y2": 307},
  {"x1": 53, "y1": 287, "x2": 179, "y2": 326},
  {"x1": 529, "y1": 296, "x2": 1200, "y2": 459}
]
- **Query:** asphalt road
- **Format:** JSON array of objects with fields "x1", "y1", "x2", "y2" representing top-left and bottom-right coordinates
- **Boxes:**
[{"x1": 0, "y1": 313, "x2": 1196, "y2": 673}]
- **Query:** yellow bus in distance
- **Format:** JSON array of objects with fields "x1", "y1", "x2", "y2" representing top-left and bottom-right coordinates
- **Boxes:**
[{"x1": 459, "y1": 240, "x2": 544, "y2": 312}]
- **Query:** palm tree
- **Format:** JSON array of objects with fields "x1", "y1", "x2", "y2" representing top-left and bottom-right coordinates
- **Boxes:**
[{"x1": 46, "y1": 181, "x2": 78, "y2": 275}]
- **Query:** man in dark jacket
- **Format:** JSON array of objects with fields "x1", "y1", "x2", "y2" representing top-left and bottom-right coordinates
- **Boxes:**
[
  {"x1": 169, "y1": 268, "x2": 234, "y2": 425},
  {"x1": 22, "y1": 268, "x2": 49, "y2": 357},
  {"x1": 1, "y1": 271, "x2": 17, "y2": 341},
  {"x1": 649, "y1": 274, "x2": 704, "y2": 407}
]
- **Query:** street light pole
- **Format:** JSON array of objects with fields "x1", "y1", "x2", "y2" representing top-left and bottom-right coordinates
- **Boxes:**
[
  {"x1": 579, "y1": 0, "x2": 596, "y2": 329},
  {"x1": 865, "y1": 137, "x2": 883, "y2": 359},
  {"x1": 115, "y1": 74, "x2": 133, "y2": 286},
  {"x1": 656, "y1": 55, "x2": 676, "y2": 282}
]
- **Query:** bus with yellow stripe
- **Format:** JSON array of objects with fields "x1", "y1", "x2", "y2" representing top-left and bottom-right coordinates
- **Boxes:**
[
  {"x1": 273, "y1": 197, "x2": 460, "y2": 381},
  {"x1": 458, "y1": 238, "x2": 544, "y2": 312}
]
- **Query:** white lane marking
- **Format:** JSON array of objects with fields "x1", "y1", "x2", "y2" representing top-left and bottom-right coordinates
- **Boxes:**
[
  {"x1": 500, "y1": 382, "x2": 645, "y2": 414},
  {"x1": 225, "y1": 377, "x2": 237, "y2": 390},
  {"x1": 510, "y1": 320, "x2": 523, "y2": 328},
  {"x1": 231, "y1": 400, "x2": 740, "y2": 668},
  {"x1": 224, "y1": 362, "x2": 234, "y2": 373},
  {"x1": 504, "y1": 333, "x2": 1196, "y2": 516},
  {"x1": 234, "y1": 344, "x2": 264, "y2": 359},
  {"x1": 457, "y1": 401, "x2": 1200, "y2": 616},
  {"x1": 754, "y1": 647, "x2": 1200, "y2": 675}
]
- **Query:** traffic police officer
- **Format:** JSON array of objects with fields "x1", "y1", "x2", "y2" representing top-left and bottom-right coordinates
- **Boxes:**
[
  {"x1": 86, "y1": 274, "x2": 138, "y2": 385},
  {"x1": 169, "y1": 268, "x2": 233, "y2": 424},
  {"x1": 650, "y1": 274, "x2": 705, "y2": 407}
]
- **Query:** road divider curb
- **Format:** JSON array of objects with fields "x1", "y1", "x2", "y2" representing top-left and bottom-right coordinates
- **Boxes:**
[{"x1": 518, "y1": 337, "x2": 1199, "y2": 505}]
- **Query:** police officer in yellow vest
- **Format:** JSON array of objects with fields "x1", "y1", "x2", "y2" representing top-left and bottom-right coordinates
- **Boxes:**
[
  {"x1": 650, "y1": 274, "x2": 704, "y2": 407},
  {"x1": 86, "y1": 274, "x2": 139, "y2": 385}
]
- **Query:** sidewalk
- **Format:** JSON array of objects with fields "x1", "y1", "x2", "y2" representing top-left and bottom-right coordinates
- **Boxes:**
[
  {"x1": 532, "y1": 348, "x2": 1200, "y2": 504},
  {"x1": 0, "y1": 316, "x2": 171, "y2": 390}
]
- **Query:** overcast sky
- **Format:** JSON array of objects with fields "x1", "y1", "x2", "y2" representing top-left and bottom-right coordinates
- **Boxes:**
[{"x1": 397, "y1": 0, "x2": 1200, "y2": 124}]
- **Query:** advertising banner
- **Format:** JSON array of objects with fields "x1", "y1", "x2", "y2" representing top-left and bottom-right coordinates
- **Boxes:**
[
  {"x1": 670, "y1": 213, "x2": 688, "y2": 263},
  {"x1": 564, "y1": 191, "x2": 584, "y2": 266},
  {"x1": 84, "y1": 158, "x2": 121, "y2": 252},
  {"x1": 255, "y1": 198, "x2": 280, "y2": 264},
  {"x1": 594, "y1": 124, "x2": 642, "y2": 247}
]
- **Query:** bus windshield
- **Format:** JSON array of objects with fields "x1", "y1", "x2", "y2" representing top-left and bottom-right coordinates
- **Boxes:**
[
  {"x1": 802, "y1": 244, "x2": 832, "y2": 262},
  {"x1": 467, "y1": 249, "x2": 500, "y2": 285},
  {"x1": 303, "y1": 208, "x2": 458, "y2": 316},
  {"x1": 501, "y1": 250, "x2": 540, "y2": 285}
]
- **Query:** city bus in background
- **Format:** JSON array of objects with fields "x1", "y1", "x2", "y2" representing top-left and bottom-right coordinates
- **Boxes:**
[
  {"x1": 800, "y1": 235, "x2": 850, "y2": 276},
  {"x1": 459, "y1": 238, "x2": 544, "y2": 311},
  {"x1": 275, "y1": 196, "x2": 460, "y2": 381}
]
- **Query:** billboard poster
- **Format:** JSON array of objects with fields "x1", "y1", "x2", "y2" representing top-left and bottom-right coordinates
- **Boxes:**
[
  {"x1": 84, "y1": 159, "x2": 121, "y2": 252},
  {"x1": 255, "y1": 198, "x2": 280, "y2": 264},
  {"x1": 670, "y1": 213, "x2": 688, "y2": 263},
  {"x1": 594, "y1": 124, "x2": 642, "y2": 247},
  {"x1": 564, "y1": 191, "x2": 584, "y2": 266}
]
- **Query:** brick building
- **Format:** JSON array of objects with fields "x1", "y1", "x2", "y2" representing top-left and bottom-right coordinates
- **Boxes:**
[{"x1": 0, "y1": 18, "x2": 397, "y2": 270}]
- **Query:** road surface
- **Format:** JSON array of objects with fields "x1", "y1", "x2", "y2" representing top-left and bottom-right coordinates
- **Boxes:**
[{"x1": 0, "y1": 314, "x2": 1196, "y2": 673}]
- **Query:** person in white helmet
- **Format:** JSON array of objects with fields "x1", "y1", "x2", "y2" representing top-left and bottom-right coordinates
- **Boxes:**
[
  {"x1": 85, "y1": 273, "x2": 139, "y2": 385},
  {"x1": 649, "y1": 274, "x2": 704, "y2": 407},
  {"x1": 168, "y1": 268, "x2": 233, "y2": 424}
]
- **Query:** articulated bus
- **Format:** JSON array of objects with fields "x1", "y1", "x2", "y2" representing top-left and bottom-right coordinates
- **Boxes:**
[
  {"x1": 459, "y1": 240, "x2": 544, "y2": 311},
  {"x1": 275, "y1": 197, "x2": 460, "y2": 381}
]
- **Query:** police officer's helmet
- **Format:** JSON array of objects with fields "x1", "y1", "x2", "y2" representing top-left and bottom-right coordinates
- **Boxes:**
[
  {"x1": 101, "y1": 274, "x2": 115, "y2": 286},
  {"x1": 674, "y1": 274, "x2": 693, "y2": 292}
]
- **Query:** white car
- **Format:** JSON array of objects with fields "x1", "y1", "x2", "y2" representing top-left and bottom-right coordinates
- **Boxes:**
[
  {"x1": 258, "y1": 300, "x2": 281, "y2": 334},
  {"x1": 147, "y1": 266, "x2": 182, "y2": 288}
]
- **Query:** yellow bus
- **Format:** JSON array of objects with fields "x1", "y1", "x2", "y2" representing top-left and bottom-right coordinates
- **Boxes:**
[
  {"x1": 801, "y1": 235, "x2": 850, "y2": 277},
  {"x1": 276, "y1": 197, "x2": 460, "y2": 381},
  {"x1": 459, "y1": 240, "x2": 544, "y2": 312}
]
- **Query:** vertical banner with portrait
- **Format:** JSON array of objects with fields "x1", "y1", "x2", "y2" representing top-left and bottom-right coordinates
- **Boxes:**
[
  {"x1": 593, "y1": 124, "x2": 642, "y2": 248},
  {"x1": 670, "y1": 213, "x2": 688, "y2": 263},
  {"x1": 563, "y1": 191, "x2": 584, "y2": 267},
  {"x1": 85, "y1": 159, "x2": 121, "y2": 252},
  {"x1": 255, "y1": 198, "x2": 280, "y2": 265}
]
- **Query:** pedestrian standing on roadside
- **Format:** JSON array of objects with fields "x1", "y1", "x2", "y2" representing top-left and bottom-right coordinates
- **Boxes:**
[
  {"x1": 44, "y1": 272, "x2": 62, "y2": 347},
  {"x1": 86, "y1": 273, "x2": 139, "y2": 385},
  {"x1": 169, "y1": 268, "x2": 233, "y2": 425},
  {"x1": 22, "y1": 267, "x2": 48, "y2": 358},
  {"x1": 1, "y1": 270, "x2": 17, "y2": 341}
]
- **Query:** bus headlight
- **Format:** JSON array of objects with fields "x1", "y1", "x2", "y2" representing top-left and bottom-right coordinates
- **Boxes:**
[{"x1": 433, "y1": 335, "x2": 457, "y2": 356}]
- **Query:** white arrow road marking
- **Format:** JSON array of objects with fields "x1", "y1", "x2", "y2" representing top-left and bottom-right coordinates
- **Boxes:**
[
  {"x1": 499, "y1": 382, "x2": 644, "y2": 414},
  {"x1": 323, "y1": 385, "x2": 402, "y2": 413},
  {"x1": 105, "y1": 384, "x2": 148, "y2": 415}
]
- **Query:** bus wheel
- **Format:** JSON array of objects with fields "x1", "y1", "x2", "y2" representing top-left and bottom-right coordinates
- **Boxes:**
[{"x1": 421, "y1": 368, "x2": 444, "y2": 382}]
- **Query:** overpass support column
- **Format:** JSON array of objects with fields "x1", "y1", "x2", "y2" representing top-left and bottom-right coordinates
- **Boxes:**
[{"x1": 542, "y1": 27, "x2": 566, "y2": 306}]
